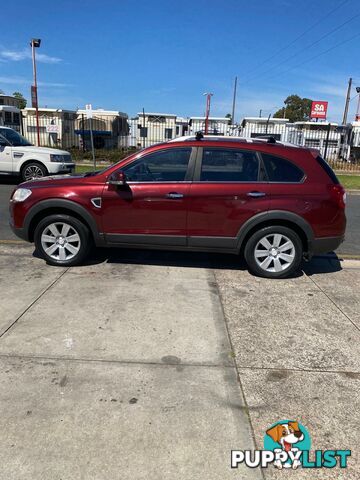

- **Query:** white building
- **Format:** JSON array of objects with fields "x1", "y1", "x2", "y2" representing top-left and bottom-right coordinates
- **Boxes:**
[
  {"x1": 240, "y1": 117, "x2": 289, "y2": 141},
  {"x1": 134, "y1": 112, "x2": 178, "y2": 148},
  {"x1": 22, "y1": 108, "x2": 77, "y2": 148},
  {"x1": 0, "y1": 94, "x2": 21, "y2": 132},
  {"x1": 75, "y1": 109, "x2": 129, "y2": 149},
  {"x1": 189, "y1": 116, "x2": 230, "y2": 135}
]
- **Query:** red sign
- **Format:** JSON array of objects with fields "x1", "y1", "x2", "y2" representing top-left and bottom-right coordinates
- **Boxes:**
[
  {"x1": 31, "y1": 85, "x2": 38, "y2": 108},
  {"x1": 310, "y1": 101, "x2": 328, "y2": 119}
]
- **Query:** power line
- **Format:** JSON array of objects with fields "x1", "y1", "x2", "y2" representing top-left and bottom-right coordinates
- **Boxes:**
[
  {"x1": 243, "y1": 0, "x2": 350, "y2": 79},
  {"x1": 242, "y1": 9, "x2": 360, "y2": 86},
  {"x1": 264, "y1": 30, "x2": 360, "y2": 84}
]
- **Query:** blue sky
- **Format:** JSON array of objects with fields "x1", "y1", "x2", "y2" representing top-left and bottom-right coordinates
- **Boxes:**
[{"x1": 1, "y1": 0, "x2": 359, "y2": 122}]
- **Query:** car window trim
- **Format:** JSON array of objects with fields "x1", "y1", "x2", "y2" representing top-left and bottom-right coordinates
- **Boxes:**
[
  {"x1": 194, "y1": 146, "x2": 263, "y2": 183},
  {"x1": 115, "y1": 146, "x2": 198, "y2": 183}
]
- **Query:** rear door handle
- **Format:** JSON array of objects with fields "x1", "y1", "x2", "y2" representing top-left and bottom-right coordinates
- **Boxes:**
[
  {"x1": 247, "y1": 191, "x2": 266, "y2": 198},
  {"x1": 166, "y1": 192, "x2": 184, "y2": 199}
]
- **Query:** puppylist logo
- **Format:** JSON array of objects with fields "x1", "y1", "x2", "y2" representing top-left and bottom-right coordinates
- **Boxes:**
[{"x1": 231, "y1": 420, "x2": 351, "y2": 470}]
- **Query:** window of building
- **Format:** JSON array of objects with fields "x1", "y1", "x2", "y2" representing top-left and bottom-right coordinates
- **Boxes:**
[
  {"x1": 13, "y1": 113, "x2": 20, "y2": 125},
  {"x1": 4, "y1": 112, "x2": 12, "y2": 123},
  {"x1": 123, "y1": 148, "x2": 191, "y2": 182},
  {"x1": 262, "y1": 153, "x2": 304, "y2": 183},
  {"x1": 165, "y1": 128, "x2": 173, "y2": 139},
  {"x1": 200, "y1": 148, "x2": 259, "y2": 182},
  {"x1": 139, "y1": 127, "x2": 148, "y2": 138}
]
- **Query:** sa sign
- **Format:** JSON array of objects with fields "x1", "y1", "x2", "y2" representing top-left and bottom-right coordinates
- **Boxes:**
[{"x1": 311, "y1": 101, "x2": 328, "y2": 119}]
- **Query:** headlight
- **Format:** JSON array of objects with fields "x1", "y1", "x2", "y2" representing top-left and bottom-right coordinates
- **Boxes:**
[
  {"x1": 50, "y1": 154, "x2": 72, "y2": 163},
  {"x1": 50, "y1": 154, "x2": 65, "y2": 162},
  {"x1": 12, "y1": 188, "x2": 32, "y2": 202}
]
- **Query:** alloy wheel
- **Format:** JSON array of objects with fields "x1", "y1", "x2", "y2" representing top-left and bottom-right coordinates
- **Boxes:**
[
  {"x1": 254, "y1": 233, "x2": 296, "y2": 273},
  {"x1": 41, "y1": 222, "x2": 81, "y2": 261},
  {"x1": 24, "y1": 165, "x2": 44, "y2": 181}
]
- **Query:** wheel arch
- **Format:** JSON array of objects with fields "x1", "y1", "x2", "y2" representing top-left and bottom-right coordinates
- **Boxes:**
[
  {"x1": 237, "y1": 211, "x2": 314, "y2": 256},
  {"x1": 19, "y1": 159, "x2": 49, "y2": 174},
  {"x1": 24, "y1": 199, "x2": 104, "y2": 245}
]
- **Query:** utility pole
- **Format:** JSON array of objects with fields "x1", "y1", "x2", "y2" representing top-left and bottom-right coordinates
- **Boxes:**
[
  {"x1": 342, "y1": 77, "x2": 352, "y2": 125},
  {"x1": 231, "y1": 76, "x2": 237, "y2": 124},
  {"x1": 30, "y1": 38, "x2": 41, "y2": 146},
  {"x1": 203, "y1": 93, "x2": 213, "y2": 134},
  {"x1": 259, "y1": 109, "x2": 262, "y2": 118}
]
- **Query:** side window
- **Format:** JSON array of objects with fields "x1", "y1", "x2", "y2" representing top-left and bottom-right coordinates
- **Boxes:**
[
  {"x1": 122, "y1": 148, "x2": 191, "y2": 182},
  {"x1": 200, "y1": 148, "x2": 259, "y2": 182},
  {"x1": 262, "y1": 153, "x2": 304, "y2": 182}
]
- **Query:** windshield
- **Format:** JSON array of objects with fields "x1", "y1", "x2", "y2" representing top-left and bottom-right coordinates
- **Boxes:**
[
  {"x1": 0, "y1": 128, "x2": 33, "y2": 147},
  {"x1": 83, "y1": 150, "x2": 140, "y2": 177}
]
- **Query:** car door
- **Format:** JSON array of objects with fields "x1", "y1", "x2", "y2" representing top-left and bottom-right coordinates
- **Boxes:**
[
  {"x1": 187, "y1": 146, "x2": 271, "y2": 249},
  {"x1": 101, "y1": 146, "x2": 196, "y2": 246},
  {"x1": 0, "y1": 132, "x2": 13, "y2": 173}
]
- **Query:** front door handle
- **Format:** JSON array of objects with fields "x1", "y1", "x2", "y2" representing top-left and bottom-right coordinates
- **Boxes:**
[
  {"x1": 247, "y1": 191, "x2": 266, "y2": 198},
  {"x1": 166, "y1": 192, "x2": 184, "y2": 199}
]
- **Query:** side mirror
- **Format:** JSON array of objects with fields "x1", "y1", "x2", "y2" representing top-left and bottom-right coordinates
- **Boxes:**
[{"x1": 108, "y1": 171, "x2": 127, "y2": 186}]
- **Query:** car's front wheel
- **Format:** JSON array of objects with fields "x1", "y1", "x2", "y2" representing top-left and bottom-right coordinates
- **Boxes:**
[
  {"x1": 21, "y1": 162, "x2": 48, "y2": 182},
  {"x1": 34, "y1": 214, "x2": 91, "y2": 266},
  {"x1": 244, "y1": 226, "x2": 303, "y2": 279}
]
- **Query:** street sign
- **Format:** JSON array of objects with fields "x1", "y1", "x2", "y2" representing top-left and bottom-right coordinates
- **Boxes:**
[
  {"x1": 310, "y1": 101, "x2": 328, "y2": 120},
  {"x1": 31, "y1": 86, "x2": 38, "y2": 108},
  {"x1": 85, "y1": 104, "x2": 93, "y2": 119}
]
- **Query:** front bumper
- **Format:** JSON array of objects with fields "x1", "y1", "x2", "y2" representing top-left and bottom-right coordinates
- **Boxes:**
[
  {"x1": 312, "y1": 235, "x2": 345, "y2": 255},
  {"x1": 47, "y1": 163, "x2": 76, "y2": 174},
  {"x1": 10, "y1": 224, "x2": 29, "y2": 242}
]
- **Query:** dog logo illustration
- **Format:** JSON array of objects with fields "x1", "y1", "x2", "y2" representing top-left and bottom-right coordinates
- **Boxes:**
[{"x1": 264, "y1": 420, "x2": 310, "y2": 469}]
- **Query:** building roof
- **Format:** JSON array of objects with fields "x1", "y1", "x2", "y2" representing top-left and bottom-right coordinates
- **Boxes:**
[
  {"x1": 242, "y1": 117, "x2": 289, "y2": 123},
  {"x1": 137, "y1": 112, "x2": 177, "y2": 117},
  {"x1": 77, "y1": 109, "x2": 127, "y2": 117},
  {"x1": 190, "y1": 116, "x2": 229, "y2": 121}
]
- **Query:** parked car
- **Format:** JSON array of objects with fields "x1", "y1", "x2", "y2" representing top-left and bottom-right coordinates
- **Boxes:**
[
  {"x1": 9, "y1": 136, "x2": 346, "y2": 278},
  {"x1": 0, "y1": 126, "x2": 75, "y2": 181}
]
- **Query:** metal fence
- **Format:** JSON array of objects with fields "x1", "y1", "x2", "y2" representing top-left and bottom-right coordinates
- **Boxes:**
[{"x1": 19, "y1": 113, "x2": 360, "y2": 173}]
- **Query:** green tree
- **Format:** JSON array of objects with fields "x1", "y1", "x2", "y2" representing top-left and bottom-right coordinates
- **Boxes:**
[
  {"x1": 225, "y1": 113, "x2": 232, "y2": 124},
  {"x1": 12, "y1": 91, "x2": 27, "y2": 109},
  {"x1": 274, "y1": 95, "x2": 312, "y2": 122}
]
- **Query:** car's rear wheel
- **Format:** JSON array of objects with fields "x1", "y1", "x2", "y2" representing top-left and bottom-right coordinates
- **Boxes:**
[
  {"x1": 34, "y1": 214, "x2": 91, "y2": 266},
  {"x1": 244, "y1": 226, "x2": 303, "y2": 279},
  {"x1": 21, "y1": 162, "x2": 48, "y2": 182}
]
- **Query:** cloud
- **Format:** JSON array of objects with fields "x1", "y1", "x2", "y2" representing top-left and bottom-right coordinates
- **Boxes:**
[
  {"x1": 0, "y1": 49, "x2": 62, "y2": 64},
  {"x1": 0, "y1": 75, "x2": 70, "y2": 88}
]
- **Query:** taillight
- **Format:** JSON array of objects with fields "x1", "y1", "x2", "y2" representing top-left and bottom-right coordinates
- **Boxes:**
[{"x1": 330, "y1": 184, "x2": 346, "y2": 209}]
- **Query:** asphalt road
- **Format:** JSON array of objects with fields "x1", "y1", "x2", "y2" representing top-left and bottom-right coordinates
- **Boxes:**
[{"x1": 0, "y1": 179, "x2": 359, "y2": 255}]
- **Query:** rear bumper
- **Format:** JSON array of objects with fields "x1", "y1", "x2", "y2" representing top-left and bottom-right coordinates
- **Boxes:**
[{"x1": 312, "y1": 235, "x2": 344, "y2": 255}]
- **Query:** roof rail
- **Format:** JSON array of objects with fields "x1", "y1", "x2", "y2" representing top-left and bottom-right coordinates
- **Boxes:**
[{"x1": 254, "y1": 135, "x2": 277, "y2": 144}]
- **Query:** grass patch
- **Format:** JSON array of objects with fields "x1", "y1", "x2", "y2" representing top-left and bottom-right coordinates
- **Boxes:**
[
  {"x1": 70, "y1": 148, "x2": 134, "y2": 164},
  {"x1": 337, "y1": 174, "x2": 360, "y2": 190}
]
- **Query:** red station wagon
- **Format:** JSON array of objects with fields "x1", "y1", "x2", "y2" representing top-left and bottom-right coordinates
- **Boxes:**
[{"x1": 9, "y1": 135, "x2": 346, "y2": 278}]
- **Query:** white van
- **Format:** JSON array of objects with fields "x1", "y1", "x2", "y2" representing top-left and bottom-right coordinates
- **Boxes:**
[{"x1": 0, "y1": 126, "x2": 75, "y2": 181}]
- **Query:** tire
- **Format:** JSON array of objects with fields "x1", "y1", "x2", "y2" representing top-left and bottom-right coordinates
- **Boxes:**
[
  {"x1": 21, "y1": 162, "x2": 48, "y2": 182},
  {"x1": 244, "y1": 226, "x2": 303, "y2": 279},
  {"x1": 34, "y1": 214, "x2": 91, "y2": 266}
]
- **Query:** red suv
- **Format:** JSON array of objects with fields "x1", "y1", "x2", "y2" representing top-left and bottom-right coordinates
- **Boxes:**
[{"x1": 9, "y1": 136, "x2": 346, "y2": 278}]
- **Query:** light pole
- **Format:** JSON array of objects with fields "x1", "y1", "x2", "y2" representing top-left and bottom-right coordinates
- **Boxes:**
[
  {"x1": 355, "y1": 87, "x2": 360, "y2": 121},
  {"x1": 203, "y1": 92, "x2": 213, "y2": 134},
  {"x1": 30, "y1": 38, "x2": 41, "y2": 146}
]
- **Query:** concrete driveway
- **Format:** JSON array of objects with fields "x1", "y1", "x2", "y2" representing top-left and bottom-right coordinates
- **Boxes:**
[{"x1": 0, "y1": 244, "x2": 359, "y2": 479}]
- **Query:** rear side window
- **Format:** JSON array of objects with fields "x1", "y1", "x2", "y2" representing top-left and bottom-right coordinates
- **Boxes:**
[
  {"x1": 262, "y1": 153, "x2": 304, "y2": 183},
  {"x1": 315, "y1": 155, "x2": 339, "y2": 184},
  {"x1": 200, "y1": 148, "x2": 259, "y2": 182}
]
